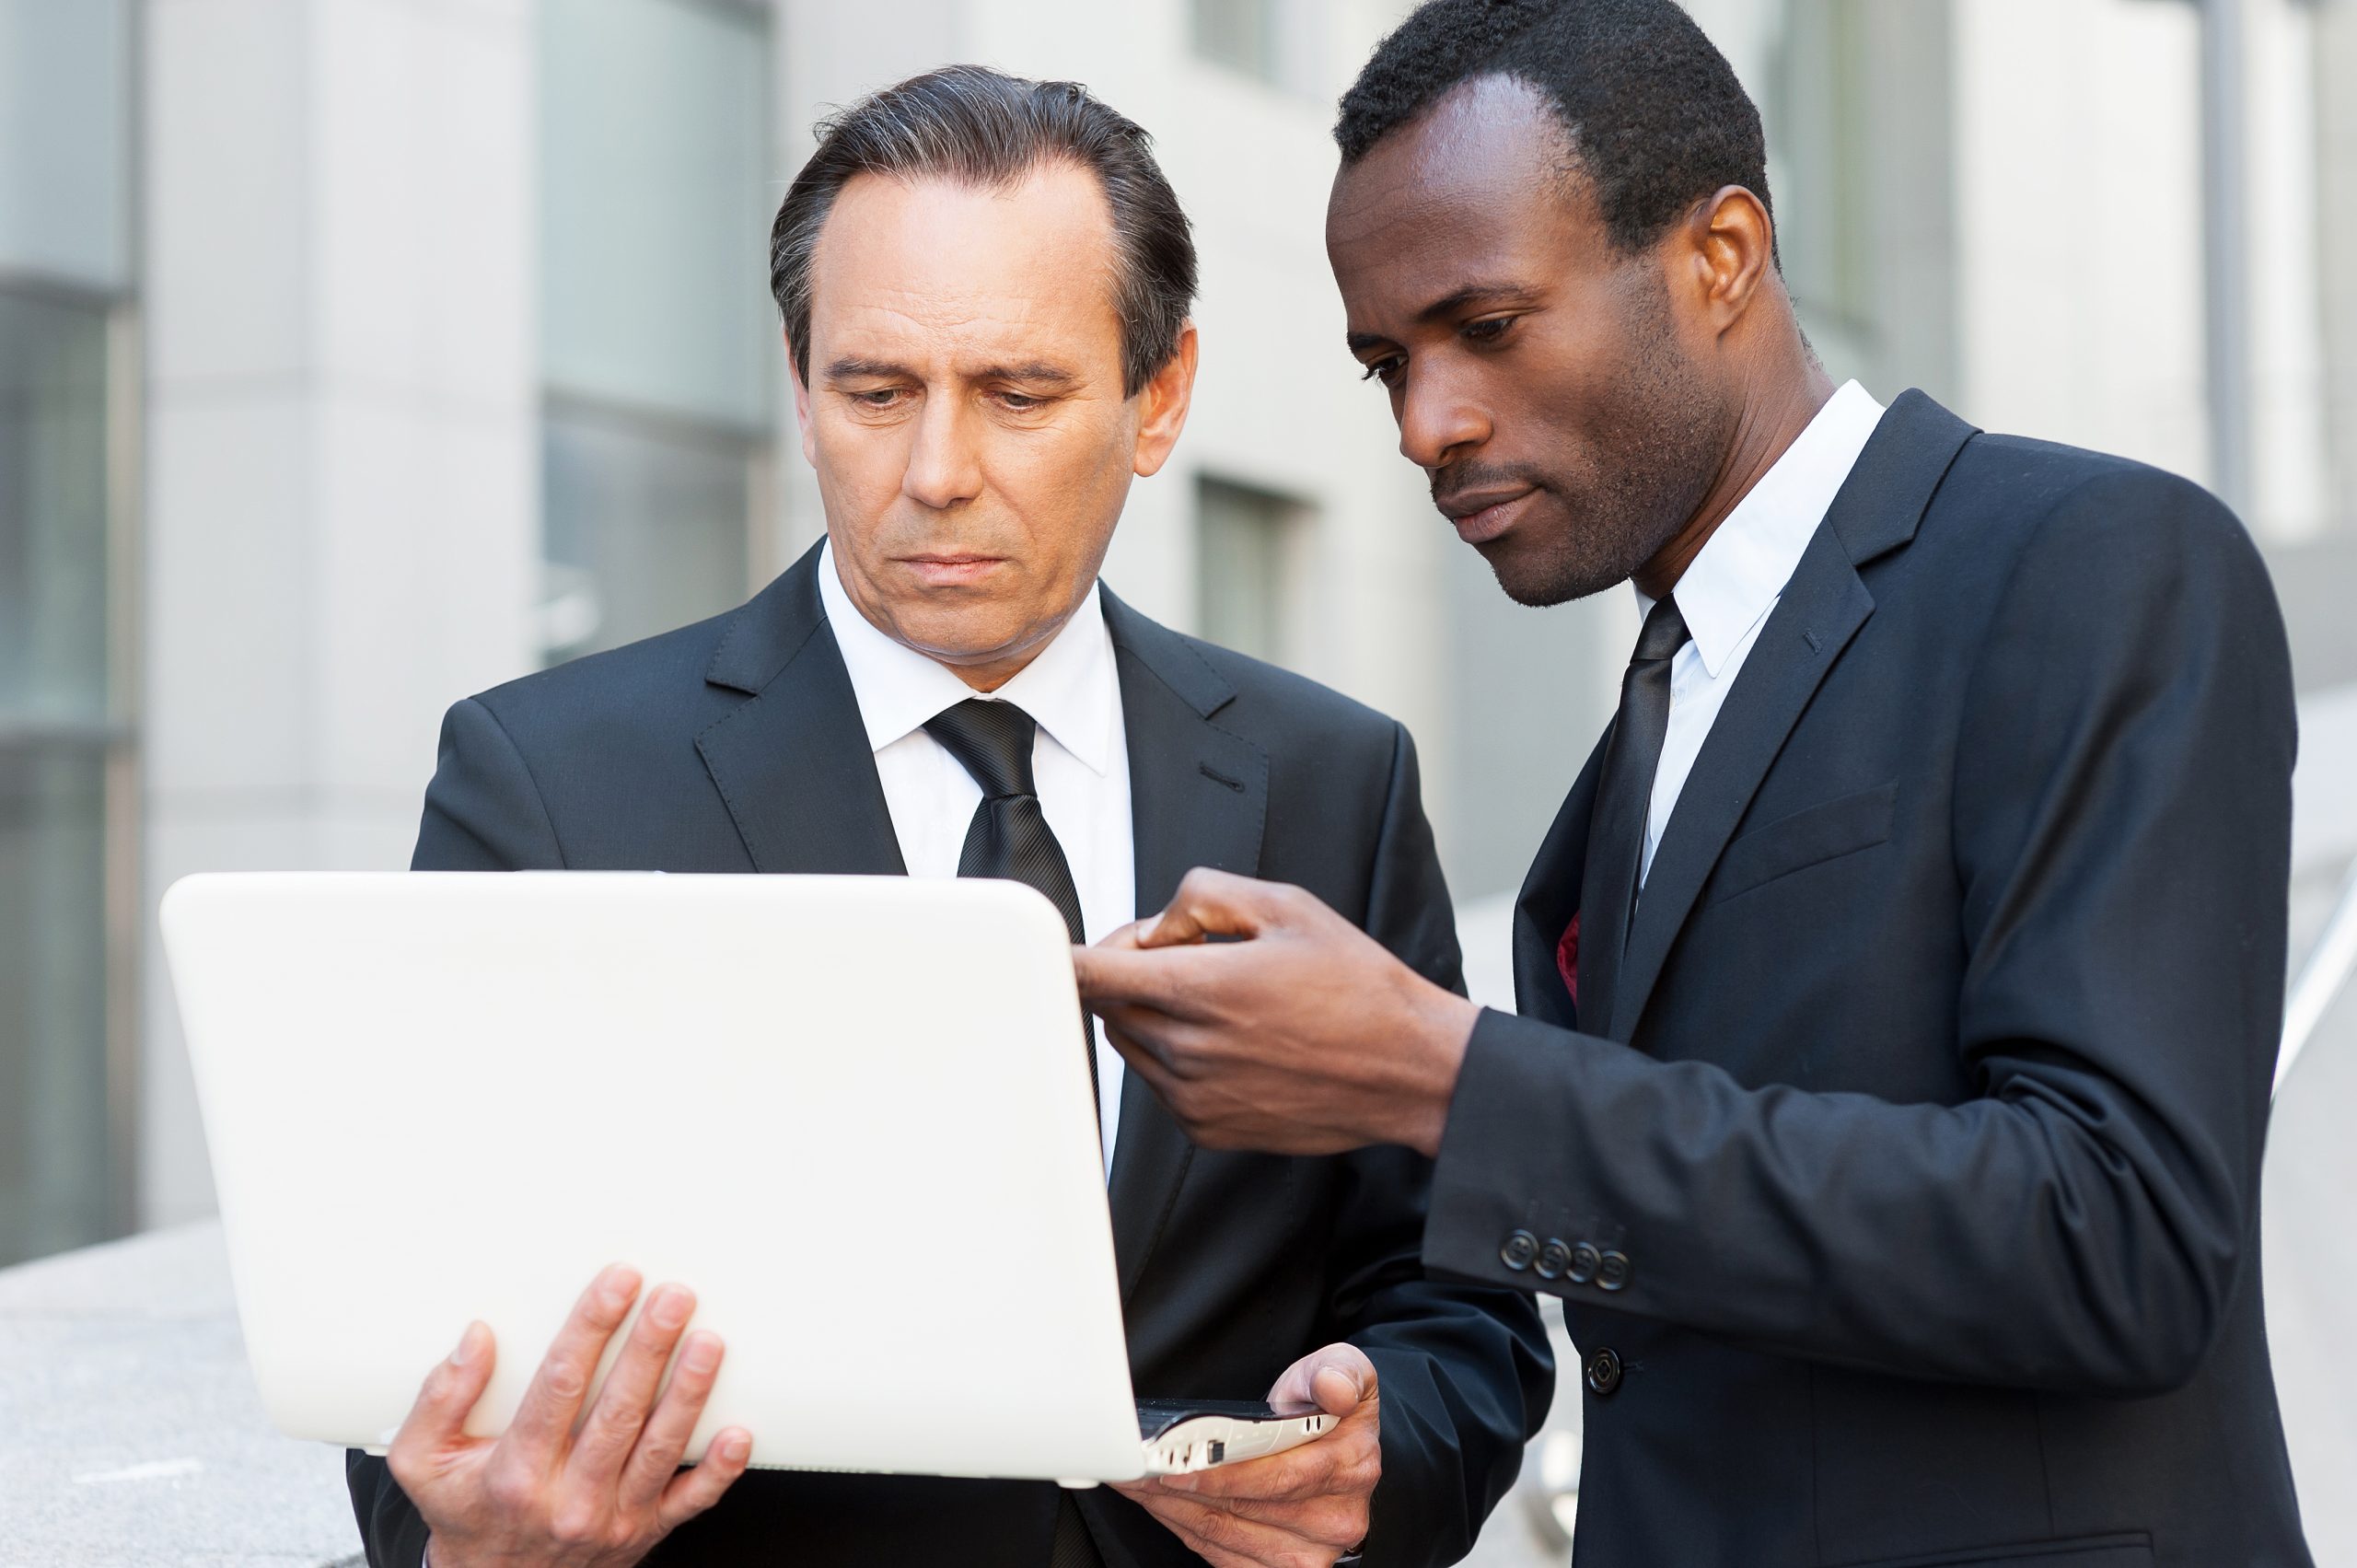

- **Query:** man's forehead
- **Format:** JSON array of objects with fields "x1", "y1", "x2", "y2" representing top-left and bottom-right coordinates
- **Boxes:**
[
  {"x1": 1328, "y1": 77, "x2": 1598, "y2": 318},
  {"x1": 1334, "y1": 77, "x2": 1569, "y2": 210},
  {"x1": 810, "y1": 167, "x2": 1122, "y2": 360}
]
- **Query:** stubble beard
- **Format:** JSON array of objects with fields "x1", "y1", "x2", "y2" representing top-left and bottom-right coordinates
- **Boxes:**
[{"x1": 1482, "y1": 282, "x2": 1733, "y2": 609}]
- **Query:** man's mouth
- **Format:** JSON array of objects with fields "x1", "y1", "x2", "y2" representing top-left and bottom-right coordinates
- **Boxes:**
[
  {"x1": 897, "y1": 553, "x2": 1007, "y2": 587},
  {"x1": 1434, "y1": 486, "x2": 1538, "y2": 545}
]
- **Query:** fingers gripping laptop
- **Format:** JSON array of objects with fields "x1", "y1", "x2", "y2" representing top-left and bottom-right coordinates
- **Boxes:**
[{"x1": 160, "y1": 871, "x2": 1330, "y2": 1484}]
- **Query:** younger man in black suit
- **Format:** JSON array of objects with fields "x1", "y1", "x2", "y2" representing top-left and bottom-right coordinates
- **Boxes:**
[{"x1": 1078, "y1": 5, "x2": 2313, "y2": 1566}]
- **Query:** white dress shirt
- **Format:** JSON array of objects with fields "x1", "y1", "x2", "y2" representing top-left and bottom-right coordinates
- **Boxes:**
[
  {"x1": 818, "y1": 542, "x2": 1133, "y2": 1174},
  {"x1": 1636, "y1": 380, "x2": 1887, "y2": 884}
]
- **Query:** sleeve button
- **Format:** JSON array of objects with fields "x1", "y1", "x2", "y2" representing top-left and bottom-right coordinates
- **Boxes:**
[
  {"x1": 1535, "y1": 1238, "x2": 1572, "y2": 1280},
  {"x1": 1567, "y1": 1242, "x2": 1601, "y2": 1285},
  {"x1": 1500, "y1": 1229, "x2": 1539, "y2": 1271},
  {"x1": 1596, "y1": 1249, "x2": 1632, "y2": 1292}
]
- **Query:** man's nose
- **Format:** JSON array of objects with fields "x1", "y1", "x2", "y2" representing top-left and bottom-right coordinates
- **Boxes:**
[
  {"x1": 902, "y1": 394, "x2": 985, "y2": 511},
  {"x1": 1395, "y1": 363, "x2": 1491, "y2": 473}
]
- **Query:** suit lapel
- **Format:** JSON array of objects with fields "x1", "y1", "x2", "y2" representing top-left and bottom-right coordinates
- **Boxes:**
[
  {"x1": 1607, "y1": 390, "x2": 1977, "y2": 1043},
  {"x1": 694, "y1": 544, "x2": 907, "y2": 877},
  {"x1": 1098, "y1": 591, "x2": 1267, "y2": 1304},
  {"x1": 1514, "y1": 727, "x2": 1610, "y2": 1029}
]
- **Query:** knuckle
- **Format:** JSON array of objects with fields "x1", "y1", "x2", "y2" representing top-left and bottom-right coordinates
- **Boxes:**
[
  {"x1": 547, "y1": 1499, "x2": 602, "y2": 1546},
  {"x1": 483, "y1": 1459, "x2": 539, "y2": 1515},
  {"x1": 585, "y1": 1398, "x2": 641, "y2": 1444},
  {"x1": 1196, "y1": 1509, "x2": 1247, "y2": 1549}
]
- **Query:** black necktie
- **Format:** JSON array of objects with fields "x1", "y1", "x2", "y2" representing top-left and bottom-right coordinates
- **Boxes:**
[
  {"x1": 1577, "y1": 596, "x2": 1691, "y2": 1033},
  {"x1": 923, "y1": 699, "x2": 1100, "y2": 1122},
  {"x1": 924, "y1": 699, "x2": 1109, "y2": 1568}
]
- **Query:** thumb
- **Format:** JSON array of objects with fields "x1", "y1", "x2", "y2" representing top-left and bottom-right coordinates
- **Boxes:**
[
  {"x1": 401, "y1": 1320, "x2": 495, "y2": 1447},
  {"x1": 1269, "y1": 1342, "x2": 1377, "y2": 1419}
]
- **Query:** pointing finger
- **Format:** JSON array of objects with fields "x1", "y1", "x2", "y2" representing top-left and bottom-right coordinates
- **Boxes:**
[{"x1": 1070, "y1": 941, "x2": 1206, "y2": 1013}]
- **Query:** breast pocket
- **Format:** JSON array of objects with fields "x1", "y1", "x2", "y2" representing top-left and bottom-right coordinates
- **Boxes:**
[{"x1": 1704, "y1": 781, "x2": 1898, "y2": 909}]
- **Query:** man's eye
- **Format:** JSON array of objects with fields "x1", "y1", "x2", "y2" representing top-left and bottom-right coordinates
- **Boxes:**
[
  {"x1": 1359, "y1": 357, "x2": 1405, "y2": 388},
  {"x1": 1462, "y1": 315, "x2": 1515, "y2": 345},
  {"x1": 997, "y1": 391, "x2": 1042, "y2": 412},
  {"x1": 851, "y1": 389, "x2": 905, "y2": 408}
]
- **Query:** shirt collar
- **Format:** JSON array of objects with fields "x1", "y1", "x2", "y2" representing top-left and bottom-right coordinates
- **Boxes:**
[
  {"x1": 816, "y1": 539, "x2": 1120, "y2": 777},
  {"x1": 1636, "y1": 379, "x2": 1887, "y2": 679}
]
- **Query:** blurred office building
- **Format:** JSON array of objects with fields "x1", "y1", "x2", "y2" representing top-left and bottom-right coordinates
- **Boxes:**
[{"x1": 5, "y1": 0, "x2": 2357, "y2": 1562}]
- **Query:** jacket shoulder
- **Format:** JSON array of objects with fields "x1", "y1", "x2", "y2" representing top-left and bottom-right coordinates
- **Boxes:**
[
  {"x1": 461, "y1": 606, "x2": 744, "y2": 759},
  {"x1": 1124, "y1": 612, "x2": 1407, "y2": 764},
  {"x1": 1939, "y1": 435, "x2": 2247, "y2": 552}
]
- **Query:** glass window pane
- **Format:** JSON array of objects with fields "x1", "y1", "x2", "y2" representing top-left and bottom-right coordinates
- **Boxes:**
[
  {"x1": 0, "y1": 745, "x2": 110, "y2": 1266},
  {"x1": 540, "y1": 406, "x2": 751, "y2": 664},
  {"x1": 0, "y1": 0, "x2": 132, "y2": 289},
  {"x1": 0, "y1": 292, "x2": 110, "y2": 724},
  {"x1": 540, "y1": 0, "x2": 773, "y2": 429},
  {"x1": 1197, "y1": 476, "x2": 1299, "y2": 664}
]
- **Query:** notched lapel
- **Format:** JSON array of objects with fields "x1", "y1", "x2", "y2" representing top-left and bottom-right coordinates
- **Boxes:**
[
  {"x1": 1514, "y1": 727, "x2": 1609, "y2": 1030},
  {"x1": 1608, "y1": 546, "x2": 1873, "y2": 1041},
  {"x1": 693, "y1": 546, "x2": 907, "y2": 877},
  {"x1": 1607, "y1": 389, "x2": 1976, "y2": 1042},
  {"x1": 1099, "y1": 592, "x2": 1268, "y2": 1303}
]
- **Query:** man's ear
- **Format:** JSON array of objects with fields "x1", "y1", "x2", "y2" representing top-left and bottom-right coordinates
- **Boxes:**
[
  {"x1": 1132, "y1": 321, "x2": 1200, "y2": 481},
  {"x1": 786, "y1": 330, "x2": 818, "y2": 470},
  {"x1": 1684, "y1": 185, "x2": 1775, "y2": 335}
]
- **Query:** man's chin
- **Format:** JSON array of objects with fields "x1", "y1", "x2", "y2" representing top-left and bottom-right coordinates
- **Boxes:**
[{"x1": 1476, "y1": 535, "x2": 1626, "y2": 609}]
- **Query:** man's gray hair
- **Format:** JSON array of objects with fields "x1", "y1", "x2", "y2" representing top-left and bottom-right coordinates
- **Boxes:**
[{"x1": 770, "y1": 64, "x2": 1198, "y2": 398}]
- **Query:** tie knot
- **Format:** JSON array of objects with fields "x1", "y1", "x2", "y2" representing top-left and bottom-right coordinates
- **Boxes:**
[
  {"x1": 1634, "y1": 596, "x2": 1690, "y2": 665},
  {"x1": 924, "y1": 698, "x2": 1039, "y2": 799}
]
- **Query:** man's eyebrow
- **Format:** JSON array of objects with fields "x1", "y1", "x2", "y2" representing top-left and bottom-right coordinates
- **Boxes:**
[
  {"x1": 981, "y1": 362, "x2": 1077, "y2": 387},
  {"x1": 822, "y1": 355, "x2": 1078, "y2": 387},
  {"x1": 824, "y1": 355, "x2": 912, "y2": 380},
  {"x1": 1346, "y1": 281, "x2": 1541, "y2": 354},
  {"x1": 1416, "y1": 280, "x2": 1538, "y2": 321}
]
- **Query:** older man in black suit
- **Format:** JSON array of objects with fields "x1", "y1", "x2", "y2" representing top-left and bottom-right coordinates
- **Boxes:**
[
  {"x1": 1076, "y1": 5, "x2": 2313, "y2": 1567},
  {"x1": 346, "y1": 65, "x2": 1548, "y2": 1568}
]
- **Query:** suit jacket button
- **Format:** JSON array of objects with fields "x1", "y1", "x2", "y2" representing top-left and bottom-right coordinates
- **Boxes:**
[
  {"x1": 1500, "y1": 1229, "x2": 1539, "y2": 1271},
  {"x1": 1535, "y1": 1239, "x2": 1572, "y2": 1280},
  {"x1": 1567, "y1": 1242, "x2": 1601, "y2": 1285},
  {"x1": 1596, "y1": 1249, "x2": 1632, "y2": 1292},
  {"x1": 1585, "y1": 1346, "x2": 1623, "y2": 1398}
]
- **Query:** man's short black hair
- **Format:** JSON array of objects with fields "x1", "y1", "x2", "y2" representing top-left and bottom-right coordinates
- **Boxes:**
[
  {"x1": 772, "y1": 64, "x2": 1196, "y2": 398},
  {"x1": 1334, "y1": 0, "x2": 1773, "y2": 260}
]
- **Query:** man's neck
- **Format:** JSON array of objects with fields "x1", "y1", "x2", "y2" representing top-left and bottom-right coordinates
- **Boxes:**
[{"x1": 1633, "y1": 360, "x2": 1836, "y2": 601}]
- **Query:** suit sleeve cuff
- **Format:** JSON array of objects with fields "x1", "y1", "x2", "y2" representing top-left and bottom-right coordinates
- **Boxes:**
[{"x1": 1423, "y1": 1007, "x2": 1592, "y2": 1289}]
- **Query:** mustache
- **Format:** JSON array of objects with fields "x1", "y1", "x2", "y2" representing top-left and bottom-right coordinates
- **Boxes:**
[{"x1": 1430, "y1": 461, "x2": 1552, "y2": 510}]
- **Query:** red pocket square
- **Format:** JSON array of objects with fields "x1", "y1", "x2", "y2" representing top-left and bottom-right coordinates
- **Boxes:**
[{"x1": 1557, "y1": 911, "x2": 1580, "y2": 1005}]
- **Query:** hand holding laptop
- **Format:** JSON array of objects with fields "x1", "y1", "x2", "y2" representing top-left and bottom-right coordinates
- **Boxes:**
[
  {"x1": 1112, "y1": 1342, "x2": 1378, "y2": 1568},
  {"x1": 387, "y1": 1265, "x2": 752, "y2": 1568}
]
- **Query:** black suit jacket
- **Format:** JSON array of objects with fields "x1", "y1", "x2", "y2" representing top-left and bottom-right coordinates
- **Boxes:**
[
  {"x1": 347, "y1": 544, "x2": 1551, "y2": 1568},
  {"x1": 1423, "y1": 392, "x2": 2310, "y2": 1568}
]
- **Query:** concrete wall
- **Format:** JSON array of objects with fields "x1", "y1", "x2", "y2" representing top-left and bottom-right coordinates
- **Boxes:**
[{"x1": 139, "y1": 0, "x2": 540, "y2": 1225}]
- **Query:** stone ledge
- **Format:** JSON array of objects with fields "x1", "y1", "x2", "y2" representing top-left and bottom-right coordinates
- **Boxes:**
[{"x1": 0, "y1": 1220, "x2": 364, "y2": 1568}]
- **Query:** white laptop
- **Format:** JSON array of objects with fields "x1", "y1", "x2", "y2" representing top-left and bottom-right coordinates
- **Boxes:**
[{"x1": 159, "y1": 871, "x2": 1329, "y2": 1486}]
